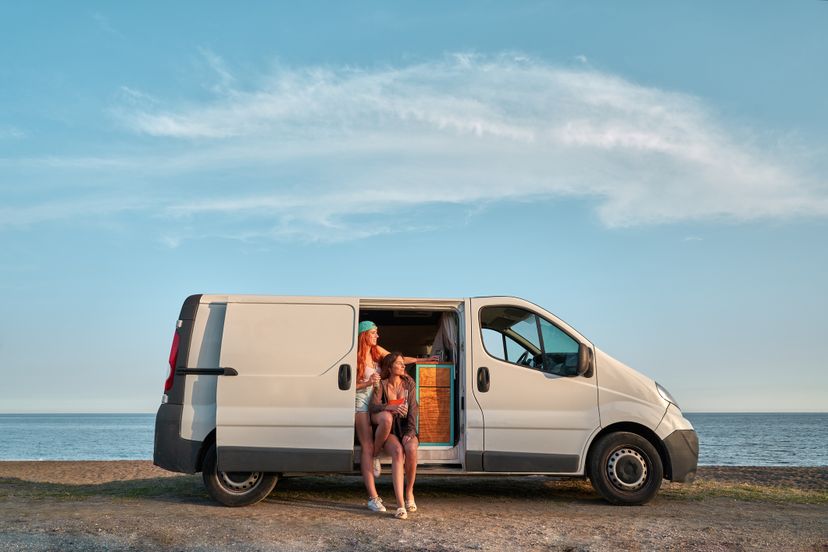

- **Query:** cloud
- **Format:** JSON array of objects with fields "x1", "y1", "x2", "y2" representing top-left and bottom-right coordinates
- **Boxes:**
[
  {"x1": 0, "y1": 125, "x2": 25, "y2": 140},
  {"x1": 198, "y1": 48, "x2": 236, "y2": 93},
  {"x1": 4, "y1": 53, "x2": 827, "y2": 241},
  {"x1": 91, "y1": 12, "x2": 123, "y2": 38}
]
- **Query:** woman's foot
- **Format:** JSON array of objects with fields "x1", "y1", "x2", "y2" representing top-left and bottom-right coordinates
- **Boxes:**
[
  {"x1": 372, "y1": 456, "x2": 382, "y2": 478},
  {"x1": 367, "y1": 495, "x2": 386, "y2": 512},
  {"x1": 394, "y1": 507, "x2": 408, "y2": 520},
  {"x1": 405, "y1": 497, "x2": 417, "y2": 512}
]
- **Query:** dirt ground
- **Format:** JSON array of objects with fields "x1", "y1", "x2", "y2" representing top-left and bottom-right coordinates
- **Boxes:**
[{"x1": 0, "y1": 462, "x2": 826, "y2": 551}]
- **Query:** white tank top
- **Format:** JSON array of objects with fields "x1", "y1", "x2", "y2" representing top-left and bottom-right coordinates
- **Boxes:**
[{"x1": 361, "y1": 359, "x2": 378, "y2": 383}]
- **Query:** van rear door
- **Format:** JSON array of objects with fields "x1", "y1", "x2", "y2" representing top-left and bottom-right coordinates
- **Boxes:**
[{"x1": 215, "y1": 297, "x2": 358, "y2": 472}]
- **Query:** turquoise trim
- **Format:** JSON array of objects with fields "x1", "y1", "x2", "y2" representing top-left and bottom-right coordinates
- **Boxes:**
[{"x1": 415, "y1": 363, "x2": 455, "y2": 446}]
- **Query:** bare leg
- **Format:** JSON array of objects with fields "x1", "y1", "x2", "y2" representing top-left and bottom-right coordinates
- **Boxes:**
[
  {"x1": 403, "y1": 436, "x2": 419, "y2": 504},
  {"x1": 384, "y1": 435, "x2": 405, "y2": 509},
  {"x1": 371, "y1": 411, "x2": 393, "y2": 456},
  {"x1": 354, "y1": 412, "x2": 379, "y2": 499}
]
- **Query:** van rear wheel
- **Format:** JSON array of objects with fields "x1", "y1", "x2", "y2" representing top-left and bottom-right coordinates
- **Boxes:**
[
  {"x1": 588, "y1": 431, "x2": 663, "y2": 505},
  {"x1": 201, "y1": 443, "x2": 278, "y2": 507}
]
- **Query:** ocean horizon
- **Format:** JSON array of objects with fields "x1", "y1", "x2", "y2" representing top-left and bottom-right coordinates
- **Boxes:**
[{"x1": 1, "y1": 412, "x2": 826, "y2": 466}]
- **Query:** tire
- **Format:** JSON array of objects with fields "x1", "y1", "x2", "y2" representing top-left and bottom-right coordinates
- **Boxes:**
[
  {"x1": 588, "y1": 431, "x2": 663, "y2": 505},
  {"x1": 201, "y1": 443, "x2": 279, "y2": 507}
]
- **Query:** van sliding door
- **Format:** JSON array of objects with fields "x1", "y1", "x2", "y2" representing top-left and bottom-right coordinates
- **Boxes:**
[{"x1": 216, "y1": 298, "x2": 358, "y2": 472}]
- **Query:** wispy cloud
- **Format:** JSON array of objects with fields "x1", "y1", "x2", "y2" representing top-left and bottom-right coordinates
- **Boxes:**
[
  {"x1": 0, "y1": 125, "x2": 25, "y2": 140},
  {"x1": 198, "y1": 48, "x2": 236, "y2": 94},
  {"x1": 91, "y1": 12, "x2": 124, "y2": 38},
  {"x1": 4, "y1": 53, "x2": 827, "y2": 242}
]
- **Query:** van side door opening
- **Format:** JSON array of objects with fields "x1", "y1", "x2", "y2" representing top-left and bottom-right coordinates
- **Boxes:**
[{"x1": 358, "y1": 303, "x2": 464, "y2": 466}]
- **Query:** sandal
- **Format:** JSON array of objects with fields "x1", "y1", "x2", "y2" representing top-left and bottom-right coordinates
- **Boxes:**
[
  {"x1": 394, "y1": 507, "x2": 408, "y2": 520},
  {"x1": 405, "y1": 500, "x2": 417, "y2": 512}
]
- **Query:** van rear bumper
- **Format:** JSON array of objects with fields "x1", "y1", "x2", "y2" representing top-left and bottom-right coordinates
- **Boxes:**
[
  {"x1": 154, "y1": 403, "x2": 202, "y2": 474},
  {"x1": 663, "y1": 429, "x2": 699, "y2": 483}
]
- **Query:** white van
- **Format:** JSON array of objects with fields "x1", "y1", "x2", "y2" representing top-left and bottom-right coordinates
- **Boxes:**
[{"x1": 154, "y1": 294, "x2": 698, "y2": 506}]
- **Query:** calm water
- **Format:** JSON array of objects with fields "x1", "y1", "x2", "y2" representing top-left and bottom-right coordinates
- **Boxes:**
[
  {"x1": 0, "y1": 412, "x2": 825, "y2": 466},
  {"x1": 685, "y1": 412, "x2": 827, "y2": 466}
]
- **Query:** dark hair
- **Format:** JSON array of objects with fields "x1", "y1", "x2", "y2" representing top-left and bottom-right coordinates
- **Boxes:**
[{"x1": 379, "y1": 352, "x2": 404, "y2": 380}]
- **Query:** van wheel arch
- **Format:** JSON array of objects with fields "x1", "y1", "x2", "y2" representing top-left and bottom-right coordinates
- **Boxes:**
[
  {"x1": 196, "y1": 429, "x2": 217, "y2": 473},
  {"x1": 200, "y1": 442, "x2": 279, "y2": 507},
  {"x1": 586, "y1": 422, "x2": 671, "y2": 480}
]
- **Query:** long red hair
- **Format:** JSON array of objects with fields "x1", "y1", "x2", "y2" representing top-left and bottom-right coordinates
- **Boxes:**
[{"x1": 357, "y1": 331, "x2": 382, "y2": 382}]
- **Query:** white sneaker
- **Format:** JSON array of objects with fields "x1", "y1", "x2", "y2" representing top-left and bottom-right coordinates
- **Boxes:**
[
  {"x1": 367, "y1": 496, "x2": 386, "y2": 512},
  {"x1": 372, "y1": 457, "x2": 382, "y2": 478}
]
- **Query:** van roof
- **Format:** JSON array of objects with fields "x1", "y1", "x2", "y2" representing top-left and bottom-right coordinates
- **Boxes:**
[{"x1": 197, "y1": 294, "x2": 474, "y2": 309}]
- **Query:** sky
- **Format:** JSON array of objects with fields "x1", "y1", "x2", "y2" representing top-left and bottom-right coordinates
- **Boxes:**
[{"x1": 1, "y1": 1, "x2": 826, "y2": 413}]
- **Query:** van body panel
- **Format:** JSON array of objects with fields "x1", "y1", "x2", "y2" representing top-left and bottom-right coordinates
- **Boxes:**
[
  {"x1": 215, "y1": 298, "x2": 358, "y2": 471},
  {"x1": 656, "y1": 403, "x2": 694, "y2": 439},
  {"x1": 469, "y1": 297, "x2": 600, "y2": 473},
  {"x1": 594, "y1": 348, "x2": 669, "y2": 430},
  {"x1": 463, "y1": 299, "x2": 485, "y2": 457},
  {"x1": 181, "y1": 375, "x2": 218, "y2": 442},
  {"x1": 180, "y1": 302, "x2": 225, "y2": 440}
]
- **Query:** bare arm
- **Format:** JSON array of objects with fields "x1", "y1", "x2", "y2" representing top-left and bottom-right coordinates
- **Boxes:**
[
  {"x1": 402, "y1": 355, "x2": 436, "y2": 365},
  {"x1": 368, "y1": 381, "x2": 384, "y2": 414}
]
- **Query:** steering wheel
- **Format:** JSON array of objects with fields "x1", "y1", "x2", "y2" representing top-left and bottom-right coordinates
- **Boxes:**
[{"x1": 516, "y1": 351, "x2": 530, "y2": 366}]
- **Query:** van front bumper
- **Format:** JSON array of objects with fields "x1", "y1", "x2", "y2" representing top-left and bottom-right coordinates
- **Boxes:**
[
  {"x1": 154, "y1": 403, "x2": 202, "y2": 474},
  {"x1": 663, "y1": 429, "x2": 699, "y2": 483}
]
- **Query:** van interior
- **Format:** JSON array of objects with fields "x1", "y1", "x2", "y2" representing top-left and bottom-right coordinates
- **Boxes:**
[{"x1": 357, "y1": 306, "x2": 463, "y2": 469}]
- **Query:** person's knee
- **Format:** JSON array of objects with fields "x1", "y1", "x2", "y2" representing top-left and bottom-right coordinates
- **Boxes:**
[
  {"x1": 404, "y1": 442, "x2": 418, "y2": 457},
  {"x1": 375, "y1": 412, "x2": 392, "y2": 428}
]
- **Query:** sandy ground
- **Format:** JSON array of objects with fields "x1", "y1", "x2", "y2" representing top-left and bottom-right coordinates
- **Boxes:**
[{"x1": 0, "y1": 462, "x2": 826, "y2": 551}]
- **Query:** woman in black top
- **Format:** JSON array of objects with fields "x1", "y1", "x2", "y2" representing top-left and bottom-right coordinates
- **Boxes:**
[{"x1": 370, "y1": 352, "x2": 419, "y2": 519}]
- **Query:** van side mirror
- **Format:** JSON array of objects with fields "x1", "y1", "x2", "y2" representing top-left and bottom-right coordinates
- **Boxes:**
[{"x1": 577, "y1": 345, "x2": 594, "y2": 377}]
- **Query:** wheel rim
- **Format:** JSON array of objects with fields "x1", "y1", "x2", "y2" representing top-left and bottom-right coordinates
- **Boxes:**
[
  {"x1": 606, "y1": 447, "x2": 648, "y2": 491},
  {"x1": 218, "y1": 471, "x2": 262, "y2": 494}
]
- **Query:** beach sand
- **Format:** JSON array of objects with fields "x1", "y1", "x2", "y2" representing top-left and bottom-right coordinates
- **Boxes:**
[{"x1": 1, "y1": 461, "x2": 826, "y2": 551}]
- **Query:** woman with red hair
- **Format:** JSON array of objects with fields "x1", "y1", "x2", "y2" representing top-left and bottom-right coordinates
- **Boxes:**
[{"x1": 354, "y1": 320, "x2": 428, "y2": 513}]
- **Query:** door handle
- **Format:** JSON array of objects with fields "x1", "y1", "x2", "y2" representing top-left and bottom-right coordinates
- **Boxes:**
[
  {"x1": 175, "y1": 367, "x2": 237, "y2": 376},
  {"x1": 477, "y1": 366, "x2": 490, "y2": 393},
  {"x1": 338, "y1": 364, "x2": 352, "y2": 390}
]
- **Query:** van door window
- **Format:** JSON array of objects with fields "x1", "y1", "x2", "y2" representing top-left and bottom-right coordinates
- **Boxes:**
[
  {"x1": 537, "y1": 316, "x2": 580, "y2": 376},
  {"x1": 480, "y1": 306, "x2": 580, "y2": 376}
]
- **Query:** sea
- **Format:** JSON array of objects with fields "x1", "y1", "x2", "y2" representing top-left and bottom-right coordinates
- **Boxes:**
[{"x1": 0, "y1": 412, "x2": 825, "y2": 466}]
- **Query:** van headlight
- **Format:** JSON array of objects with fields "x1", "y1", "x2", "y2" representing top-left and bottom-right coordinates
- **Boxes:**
[{"x1": 656, "y1": 382, "x2": 679, "y2": 410}]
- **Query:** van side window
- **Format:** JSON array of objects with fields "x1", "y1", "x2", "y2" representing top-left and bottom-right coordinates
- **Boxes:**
[{"x1": 480, "y1": 306, "x2": 580, "y2": 376}]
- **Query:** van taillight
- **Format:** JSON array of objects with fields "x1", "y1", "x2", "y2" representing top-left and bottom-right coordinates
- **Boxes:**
[{"x1": 164, "y1": 330, "x2": 180, "y2": 392}]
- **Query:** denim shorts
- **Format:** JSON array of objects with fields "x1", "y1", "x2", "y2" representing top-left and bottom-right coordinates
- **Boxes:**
[{"x1": 355, "y1": 387, "x2": 374, "y2": 413}]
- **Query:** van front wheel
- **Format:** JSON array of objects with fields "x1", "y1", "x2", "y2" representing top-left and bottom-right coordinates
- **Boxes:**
[
  {"x1": 201, "y1": 443, "x2": 279, "y2": 507},
  {"x1": 588, "y1": 431, "x2": 663, "y2": 505}
]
